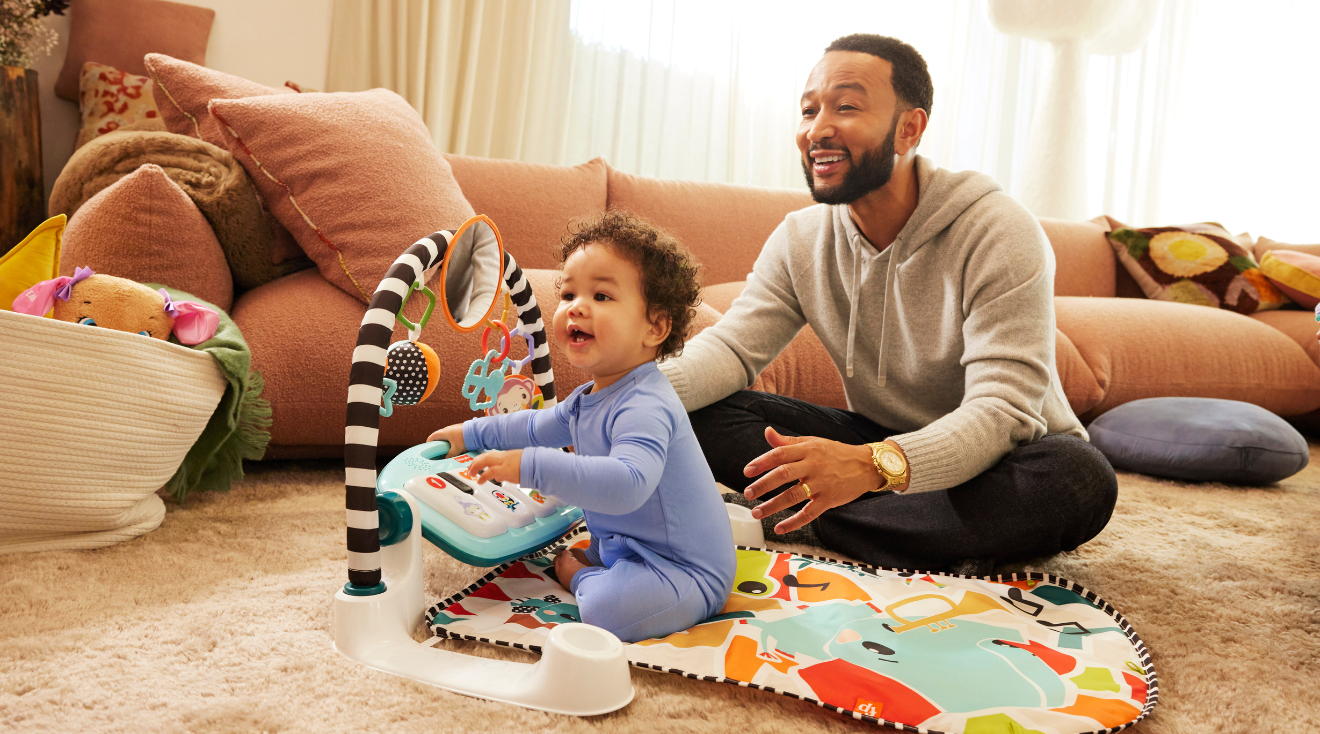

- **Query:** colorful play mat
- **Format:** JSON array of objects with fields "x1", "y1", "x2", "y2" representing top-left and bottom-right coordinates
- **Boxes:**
[{"x1": 426, "y1": 529, "x2": 1157, "y2": 733}]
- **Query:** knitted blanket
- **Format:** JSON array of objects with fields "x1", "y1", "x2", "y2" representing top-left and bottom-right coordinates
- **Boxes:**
[{"x1": 50, "y1": 130, "x2": 311, "y2": 291}]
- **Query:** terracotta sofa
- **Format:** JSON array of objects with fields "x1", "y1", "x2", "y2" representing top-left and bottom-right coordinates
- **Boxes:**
[
  {"x1": 229, "y1": 155, "x2": 1320, "y2": 457},
  {"x1": 59, "y1": 153, "x2": 1320, "y2": 459}
]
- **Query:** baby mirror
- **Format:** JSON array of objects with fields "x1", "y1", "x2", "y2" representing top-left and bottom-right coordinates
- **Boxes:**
[{"x1": 438, "y1": 215, "x2": 505, "y2": 333}]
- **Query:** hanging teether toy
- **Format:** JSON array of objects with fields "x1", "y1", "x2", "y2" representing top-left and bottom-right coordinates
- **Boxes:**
[
  {"x1": 381, "y1": 280, "x2": 441, "y2": 417},
  {"x1": 500, "y1": 322, "x2": 538, "y2": 374},
  {"x1": 462, "y1": 319, "x2": 512, "y2": 411}
]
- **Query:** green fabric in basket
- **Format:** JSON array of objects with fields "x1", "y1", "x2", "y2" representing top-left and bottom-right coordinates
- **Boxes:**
[{"x1": 152, "y1": 285, "x2": 271, "y2": 502}]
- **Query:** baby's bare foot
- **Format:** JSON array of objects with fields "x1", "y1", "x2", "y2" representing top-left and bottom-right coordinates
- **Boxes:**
[{"x1": 553, "y1": 547, "x2": 593, "y2": 592}]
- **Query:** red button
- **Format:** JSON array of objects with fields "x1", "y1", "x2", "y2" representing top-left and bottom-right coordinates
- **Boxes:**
[{"x1": 426, "y1": 476, "x2": 447, "y2": 489}]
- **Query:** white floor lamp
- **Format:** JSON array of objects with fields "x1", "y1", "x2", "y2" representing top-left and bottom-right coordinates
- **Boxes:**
[{"x1": 988, "y1": 0, "x2": 1159, "y2": 220}]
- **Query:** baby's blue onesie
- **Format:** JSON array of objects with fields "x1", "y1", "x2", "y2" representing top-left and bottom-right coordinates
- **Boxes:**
[{"x1": 462, "y1": 361, "x2": 736, "y2": 642}]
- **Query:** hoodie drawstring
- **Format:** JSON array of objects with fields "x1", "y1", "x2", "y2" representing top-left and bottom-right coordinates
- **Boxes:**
[
  {"x1": 878, "y1": 243, "x2": 894, "y2": 388},
  {"x1": 845, "y1": 234, "x2": 861, "y2": 378}
]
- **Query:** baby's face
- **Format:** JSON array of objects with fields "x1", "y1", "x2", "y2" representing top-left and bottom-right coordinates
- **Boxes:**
[{"x1": 554, "y1": 242, "x2": 667, "y2": 387}]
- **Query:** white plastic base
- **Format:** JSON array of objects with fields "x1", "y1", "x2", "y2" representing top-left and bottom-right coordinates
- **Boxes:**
[
  {"x1": 333, "y1": 490, "x2": 634, "y2": 716},
  {"x1": 725, "y1": 502, "x2": 766, "y2": 548}
]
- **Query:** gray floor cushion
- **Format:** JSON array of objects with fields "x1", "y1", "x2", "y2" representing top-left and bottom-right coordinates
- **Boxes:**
[{"x1": 1087, "y1": 397, "x2": 1309, "y2": 484}]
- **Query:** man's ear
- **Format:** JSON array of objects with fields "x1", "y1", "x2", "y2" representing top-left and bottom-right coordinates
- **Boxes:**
[
  {"x1": 895, "y1": 107, "x2": 928, "y2": 156},
  {"x1": 643, "y1": 307, "x2": 672, "y2": 349}
]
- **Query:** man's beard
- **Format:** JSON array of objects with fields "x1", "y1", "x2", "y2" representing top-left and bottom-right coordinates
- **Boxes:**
[{"x1": 802, "y1": 124, "x2": 897, "y2": 205}]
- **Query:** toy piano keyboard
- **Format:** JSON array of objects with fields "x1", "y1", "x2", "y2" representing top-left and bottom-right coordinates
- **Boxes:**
[{"x1": 377, "y1": 441, "x2": 584, "y2": 567}]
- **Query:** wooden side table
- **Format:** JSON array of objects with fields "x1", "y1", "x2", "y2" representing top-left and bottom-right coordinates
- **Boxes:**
[{"x1": 1, "y1": 66, "x2": 44, "y2": 256}]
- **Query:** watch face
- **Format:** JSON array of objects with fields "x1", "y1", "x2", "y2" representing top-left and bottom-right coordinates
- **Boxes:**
[{"x1": 879, "y1": 451, "x2": 905, "y2": 474}]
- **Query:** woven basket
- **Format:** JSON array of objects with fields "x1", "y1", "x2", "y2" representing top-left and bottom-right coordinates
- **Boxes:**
[{"x1": 0, "y1": 310, "x2": 226, "y2": 553}]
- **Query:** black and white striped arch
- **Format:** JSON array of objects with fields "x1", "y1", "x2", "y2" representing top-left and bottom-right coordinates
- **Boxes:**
[{"x1": 344, "y1": 230, "x2": 557, "y2": 589}]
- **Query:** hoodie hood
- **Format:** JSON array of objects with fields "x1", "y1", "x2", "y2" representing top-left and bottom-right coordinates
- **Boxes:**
[{"x1": 838, "y1": 155, "x2": 1003, "y2": 382}]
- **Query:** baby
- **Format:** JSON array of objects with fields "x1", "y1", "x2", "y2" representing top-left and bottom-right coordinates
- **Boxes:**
[{"x1": 429, "y1": 210, "x2": 735, "y2": 643}]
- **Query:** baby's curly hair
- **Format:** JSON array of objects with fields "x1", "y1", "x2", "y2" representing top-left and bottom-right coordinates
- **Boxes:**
[{"x1": 558, "y1": 210, "x2": 702, "y2": 361}]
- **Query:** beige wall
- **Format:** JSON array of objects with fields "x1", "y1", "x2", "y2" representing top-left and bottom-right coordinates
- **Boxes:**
[{"x1": 33, "y1": 0, "x2": 334, "y2": 206}]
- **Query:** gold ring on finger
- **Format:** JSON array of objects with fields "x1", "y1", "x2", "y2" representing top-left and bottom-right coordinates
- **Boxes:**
[{"x1": 800, "y1": 482, "x2": 811, "y2": 498}]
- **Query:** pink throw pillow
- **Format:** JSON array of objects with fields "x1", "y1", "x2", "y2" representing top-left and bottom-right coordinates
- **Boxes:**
[
  {"x1": 62, "y1": 164, "x2": 233, "y2": 312},
  {"x1": 1255, "y1": 236, "x2": 1320, "y2": 264},
  {"x1": 55, "y1": 0, "x2": 214, "y2": 102},
  {"x1": 144, "y1": 53, "x2": 294, "y2": 148},
  {"x1": 209, "y1": 89, "x2": 476, "y2": 303}
]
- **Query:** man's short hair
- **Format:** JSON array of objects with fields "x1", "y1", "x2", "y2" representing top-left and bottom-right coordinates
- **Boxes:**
[{"x1": 824, "y1": 34, "x2": 933, "y2": 118}]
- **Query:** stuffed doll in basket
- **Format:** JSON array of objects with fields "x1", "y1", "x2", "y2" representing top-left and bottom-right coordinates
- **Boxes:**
[{"x1": 11, "y1": 267, "x2": 219, "y2": 344}]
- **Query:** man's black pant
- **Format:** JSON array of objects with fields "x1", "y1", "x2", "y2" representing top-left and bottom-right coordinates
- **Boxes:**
[{"x1": 689, "y1": 390, "x2": 1118, "y2": 571}]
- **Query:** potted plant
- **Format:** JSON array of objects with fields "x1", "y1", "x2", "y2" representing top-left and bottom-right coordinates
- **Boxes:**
[{"x1": 1, "y1": 0, "x2": 66, "y2": 253}]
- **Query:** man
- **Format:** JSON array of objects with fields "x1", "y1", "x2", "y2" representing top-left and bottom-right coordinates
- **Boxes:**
[{"x1": 658, "y1": 34, "x2": 1117, "y2": 574}]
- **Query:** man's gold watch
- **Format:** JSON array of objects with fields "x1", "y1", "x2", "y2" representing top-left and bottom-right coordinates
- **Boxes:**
[{"x1": 867, "y1": 441, "x2": 909, "y2": 492}]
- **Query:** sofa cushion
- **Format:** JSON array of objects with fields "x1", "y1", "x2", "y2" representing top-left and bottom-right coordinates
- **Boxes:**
[
  {"x1": 1258, "y1": 249, "x2": 1320, "y2": 309},
  {"x1": 1055, "y1": 328, "x2": 1106, "y2": 416},
  {"x1": 62, "y1": 164, "x2": 232, "y2": 311},
  {"x1": 56, "y1": 0, "x2": 214, "y2": 102},
  {"x1": 746, "y1": 332, "x2": 850, "y2": 411},
  {"x1": 699, "y1": 280, "x2": 857, "y2": 411},
  {"x1": 210, "y1": 89, "x2": 476, "y2": 304},
  {"x1": 699, "y1": 280, "x2": 746, "y2": 314},
  {"x1": 1249, "y1": 309, "x2": 1320, "y2": 368},
  {"x1": 236, "y1": 269, "x2": 468, "y2": 450},
  {"x1": 1039, "y1": 216, "x2": 1116, "y2": 298},
  {"x1": 444, "y1": 155, "x2": 607, "y2": 271},
  {"x1": 606, "y1": 166, "x2": 814, "y2": 287},
  {"x1": 1055, "y1": 296, "x2": 1320, "y2": 421},
  {"x1": 1106, "y1": 220, "x2": 1286, "y2": 314},
  {"x1": 237, "y1": 268, "x2": 725, "y2": 451},
  {"x1": 144, "y1": 54, "x2": 294, "y2": 148},
  {"x1": 1088, "y1": 397, "x2": 1308, "y2": 484}
]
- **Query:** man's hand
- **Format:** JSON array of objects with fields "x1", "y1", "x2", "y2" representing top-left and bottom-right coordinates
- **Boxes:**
[
  {"x1": 468, "y1": 449, "x2": 523, "y2": 485},
  {"x1": 426, "y1": 424, "x2": 466, "y2": 458},
  {"x1": 743, "y1": 427, "x2": 903, "y2": 534}
]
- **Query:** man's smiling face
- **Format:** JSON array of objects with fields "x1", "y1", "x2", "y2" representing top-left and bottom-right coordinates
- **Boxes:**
[{"x1": 797, "y1": 50, "x2": 901, "y2": 205}]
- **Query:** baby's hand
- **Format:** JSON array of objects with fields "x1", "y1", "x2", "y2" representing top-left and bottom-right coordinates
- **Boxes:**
[
  {"x1": 468, "y1": 450, "x2": 522, "y2": 485},
  {"x1": 426, "y1": 424, "x2": 466, "y2": 458}
]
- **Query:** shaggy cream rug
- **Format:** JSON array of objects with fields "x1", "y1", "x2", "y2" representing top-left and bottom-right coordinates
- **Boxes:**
[{"x1": 2, "y1": 447, "x2": 1318, "y2": 733}]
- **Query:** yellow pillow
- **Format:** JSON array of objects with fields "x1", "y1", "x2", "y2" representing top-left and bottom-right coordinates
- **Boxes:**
[
  {"x1": 0, "y1": 215, "x2": 65, "y2": 314},
  {"x1": 1259, "y1": 249, "x2": 1320, "y2": 309}
]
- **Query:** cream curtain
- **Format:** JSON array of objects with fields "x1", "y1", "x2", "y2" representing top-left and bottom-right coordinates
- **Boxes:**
[
  {"x1": 325, "y1": 0, "x2": 973, "y2": 185},
  {"x1": 328, "y1": 0, "x2": 1319, "y2": 242},
  {"x1": 326, "y1": 0, "x2": 576, "y2": 161}
]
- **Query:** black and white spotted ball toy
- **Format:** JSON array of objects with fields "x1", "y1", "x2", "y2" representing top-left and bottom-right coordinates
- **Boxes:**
[{"x1": 385, "y1": 340, "x2": 440, "y2": 406}]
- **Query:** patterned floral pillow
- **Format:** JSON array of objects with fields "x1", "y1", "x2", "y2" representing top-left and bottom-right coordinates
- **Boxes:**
[
  {"x1": 1106, "y1": 221, "x2": 1286, "y2": 314},
  {"x1": 76, "y1": 62, "x2": 164, "y2": 150}
]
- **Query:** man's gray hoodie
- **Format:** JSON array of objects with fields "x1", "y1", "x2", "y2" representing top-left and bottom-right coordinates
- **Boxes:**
[{"x1": 659, "y1": 155, "x2": 1086, "y2": 495}]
